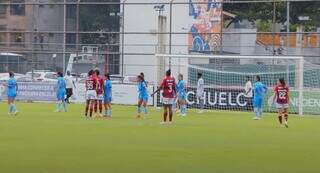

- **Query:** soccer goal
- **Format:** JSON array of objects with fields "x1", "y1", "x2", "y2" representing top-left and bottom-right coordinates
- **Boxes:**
[{"x1": 155, "y1": 53, "x2": 308, "y2": 115}]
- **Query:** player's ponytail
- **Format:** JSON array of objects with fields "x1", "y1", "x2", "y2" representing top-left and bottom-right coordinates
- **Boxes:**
[
  {"x1": 256, "y1": 75, "x2": 261, "y2": 81},
  {"x1": 9, "y1": 71, "x2": 14, "y2": 77},
  {"x1": 88, "y1": 70, "x2": 94, "y2": 76},
  {"x1": 166, "y1": 69, "x2": 171, "y2": 76},
  {"x1": 105, "y1": 73, "x2": 110, "y2": 80},
  {"x1": 279, "y1": 78, "x2": 286, "y2": 86},
  {"x1": 57, "y1": 71, "x2": 63, "y2": 77}
]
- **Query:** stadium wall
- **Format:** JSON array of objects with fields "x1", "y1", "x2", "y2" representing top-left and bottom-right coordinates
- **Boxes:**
[{"x1": 0, "y1": 82, "x2": 154, "y2": 106}]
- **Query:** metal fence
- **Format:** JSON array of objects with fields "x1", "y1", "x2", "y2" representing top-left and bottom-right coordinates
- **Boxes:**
[{"x1": 0, "y1": 0, "x2": 319, "y2": 79}]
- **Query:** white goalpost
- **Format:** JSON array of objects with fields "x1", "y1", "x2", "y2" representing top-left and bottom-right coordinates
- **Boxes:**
[{"x1": 155, "y1": 53, "x2": 305, "y2": 115}]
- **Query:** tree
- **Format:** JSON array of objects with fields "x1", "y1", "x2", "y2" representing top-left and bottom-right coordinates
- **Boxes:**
[
  {"x1": 79, "y1": 0, "x2": 120, "y2": 45},
  {"x1": 223, "y1": 0, "x2": 320, "y2": 32}
]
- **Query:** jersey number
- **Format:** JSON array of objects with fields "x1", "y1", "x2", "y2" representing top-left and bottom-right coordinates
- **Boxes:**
[
  {"x1": 87, "y1": 81, "x2": 94, "y2": 90},
  {"x1": 278, "y1": 91, "x2": 287, "y2": 99}
]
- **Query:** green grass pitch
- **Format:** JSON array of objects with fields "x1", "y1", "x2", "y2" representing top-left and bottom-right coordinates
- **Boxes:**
[{"x1": 0, "y1": 102, "x2": 320, "y2": 173}]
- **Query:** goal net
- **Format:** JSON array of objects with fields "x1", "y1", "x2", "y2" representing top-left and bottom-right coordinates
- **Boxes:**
[{"x1": 154, "y1": 54, "x2": 320, "y2": 115}]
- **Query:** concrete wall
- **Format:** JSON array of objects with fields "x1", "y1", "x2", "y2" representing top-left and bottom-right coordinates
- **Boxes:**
[{"x1": 122, "y1": 0, "x2": 189, "y2": 84}]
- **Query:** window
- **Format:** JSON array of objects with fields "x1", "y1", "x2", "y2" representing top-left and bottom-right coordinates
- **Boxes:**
[
  {"x1": 66, "y1": 5, "x2": 77, "y2": 19},
  {"x1": 0, "y1": 5, "x2": 7, "y2": 16},
  {"x1": 10, "y1": 0, "x2": 25, "y2": 16},
  {"x1": 0, "y1": 33, "x2": 6, "y2": 46},
  {"x1": 66, "y1": 34, "x2": 76, "y2": 48},
  {"x1": 10, "y1": 33, "x2": 24, "y2": 47}
]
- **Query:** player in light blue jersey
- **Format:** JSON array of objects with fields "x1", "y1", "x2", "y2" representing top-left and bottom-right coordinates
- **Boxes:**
[
  {"x1": 253, "y1": 75, "x2": 267, "y2": 120},
  {"x1": 137, "y1": 74, "x2": 149, "y2": 118},
  {"x1": 7, "y1": 71, "x2": 18, "y2": 115},
  {"x1": 55, "y1": 72, "x2": 67, "y2": 112},
  {"x1": 104, "y1": 73, "x2": 112, "y2": 118},
  {"x1": 176, "y1": 74, "x2": 187, "y2": 116}
]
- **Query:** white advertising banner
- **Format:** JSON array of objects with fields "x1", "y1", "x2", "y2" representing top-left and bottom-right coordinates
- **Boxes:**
[{"x1": 71, "y1": 83, "x2": 154, "y2": 105}]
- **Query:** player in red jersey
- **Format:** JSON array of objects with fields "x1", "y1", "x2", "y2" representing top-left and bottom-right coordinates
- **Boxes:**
[
  {"x1": 152, "y1": 69, "x2": 176, "y2": 124},
  {"x1": 94, "y1": 69, "x2": 104, "y2": 116},
  {"x1": 85, "y1": 70, "x2": 98, "y2": 117},
  {"x1": 273, "y1": 78, "x2": 290, "y2": 128}
]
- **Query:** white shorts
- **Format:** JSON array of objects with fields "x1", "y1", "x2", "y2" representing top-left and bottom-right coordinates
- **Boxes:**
[
  {"x1": 162, "y1": 97, "x2": 174, "y2": 105},
  {"x1": 97, "y1": 94, "x2": 104, "y2": 101},
  {"x1": 86, "y1": 90, "x2": 97, "y2": 100},
  {"x1": 276, "y1": 103, "x2": 289, "y2": 109}
]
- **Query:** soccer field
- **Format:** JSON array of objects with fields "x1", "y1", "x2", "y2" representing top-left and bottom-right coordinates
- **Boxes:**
[{"x1": 0, "y1": 103, "x2": 319, "y2": 173}]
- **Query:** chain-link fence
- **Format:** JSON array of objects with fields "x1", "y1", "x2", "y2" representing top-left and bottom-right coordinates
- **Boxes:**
[{"x1": 0, "y1": 0, "x2": 319, "y2": 82}]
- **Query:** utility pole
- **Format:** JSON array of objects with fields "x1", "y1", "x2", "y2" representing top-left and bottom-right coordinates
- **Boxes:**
[
  {"x1": 121, "y1": 0, "x2": 126, "y2": 77},
  {"x1": 63, "y1": 0, "x2": 66, "y2": 73},
  {"x1": 272, "y1": 0, "x2": 276, "y2": 57},
  {"x1": 286, "y1": 1, "x2": 290, "y2": 53},
  {"x1": 76, "y1": 0, "x2": 80, "y2": 58},
  {"x1": 169, "y1": 0, "x2": 173, "y2": 69}
]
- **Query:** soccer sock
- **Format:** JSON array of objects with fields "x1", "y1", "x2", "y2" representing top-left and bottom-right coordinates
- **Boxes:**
[
  {"x1": 59, "y1": 102, "x2": 63, "y2": 111},
  {"x1": 109, "y1": 109, "x2": 112, "y2": 117},
  {"x1": 85, "y1": 104, "x2": 89, "y2": 116},
  {"x1": 99, "y1": 102, "x2": 103, "y2": 113},
  {"x1": 183, "y1": 105, "x2": 187, "y2": 114},
  {"x1": 56, "y1": 102, "x2": 60, "y2": 111},
  {"x1": 89, "y1": 109, "x2": 93, "y2": 117},
  {"x1": 254, "y1": 108, "x2": 258, "y2": 117},
  {"x1": 63, "y1": 102, "x2": 67, "y2": 112},
  {"x1": 94, "y1": 102, "x2": 98, "y2": 113},
  {"x1": 9, "y1": 104, "x2": 13, "y2": 113},
  {"x1": 140, "y1": 106, "x2": 145, "y2": 114},
  {"x1": 137, "y1": 106, "x2": 141, "y2": 114},
  {"x1": 163, "y1": 113, "x2": 167, "y2": 122},
  {"x1": 169, "y1": 113, "x2": 173, "y2": 122},
  {"x1": 278, "y1": 116, "x2": 283, "y2": 124},
  {"x1": 284, "y1": 114, "x2": 288, "y2": 122},
  {"x1": 258, "y1": 108, "x2": 263, "y2": 118},
  {"x1": 143, "y1": 106, "x2": 148, "y2": 115},
  {"x1": 12, "y1": 104, "x2": 16, "y2": 112}
]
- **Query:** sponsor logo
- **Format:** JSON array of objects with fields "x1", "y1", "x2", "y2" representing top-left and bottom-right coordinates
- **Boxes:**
[{"x1": 157, "y1": 87, "x2": 253, "y2": 110}]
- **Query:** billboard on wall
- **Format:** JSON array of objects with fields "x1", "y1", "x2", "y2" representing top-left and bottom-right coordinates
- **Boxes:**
[
  {"x1": 157, "y1": 86, "x2": 253, "y2": 111},
  {"x1": 72, "y1": 83, "x2": 154, "y2": 105},
  {"x1": 156, "y1": 86, "x2": 320, "y2": 115},
  {"x1": 189, "y1": 0, "x2": 223, "y2": 53},
  {"x1": 264, "y1": 90, "x2": 320, "y2": 115},
  {"x1": 0, "y1": 82, "x2": 56, "y2": 101},
  {"x1": 0, "y1": 82, "x2": 154, "y2": 106}
]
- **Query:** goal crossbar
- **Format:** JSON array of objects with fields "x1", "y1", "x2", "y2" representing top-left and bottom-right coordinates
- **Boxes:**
[{"x1": 155, "y1": 54, "x2": 304, "y2": 60}]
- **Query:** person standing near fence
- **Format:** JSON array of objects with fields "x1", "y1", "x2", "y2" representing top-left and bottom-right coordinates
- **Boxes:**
[
  {"x1": 94, "y1": 69, "x2": 104, "y2": 117},
  {"x1": 244, "y1": 76, "x2": 253, "y2": 110},
  {"x1": 196, "y1": 72, "x2": 205, "y2": 113},
  {"x1": 137, "y1": 74, "x2": 149, "y2": 118},
  {"x1": 151, "y1": 69, "x2": 176, "y2": 124},
  {"x1": 104, "y1": 73, "x2": 112, "y2": 118},
  {"x1": 55, "y1": 72, "x2": 67, "y2": 112},
  {"x1": 252, "y1": 75, "x2": 267, "y2": 120},
  {"x1": 64, "y1": 71, "x2": 76, "y2": 104},
  {"x1": 176, "y1": 74, "x2": 187, "y2": 116},
  {"x1": 273, "y1": 78, "x2": 289, "y2": 128},
  {"x1": 85, "y1": 70, "x2": 98, "y2": 117},
  {"x1": 7, "y1": 71, "x2": 18, "y2": 115}
]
